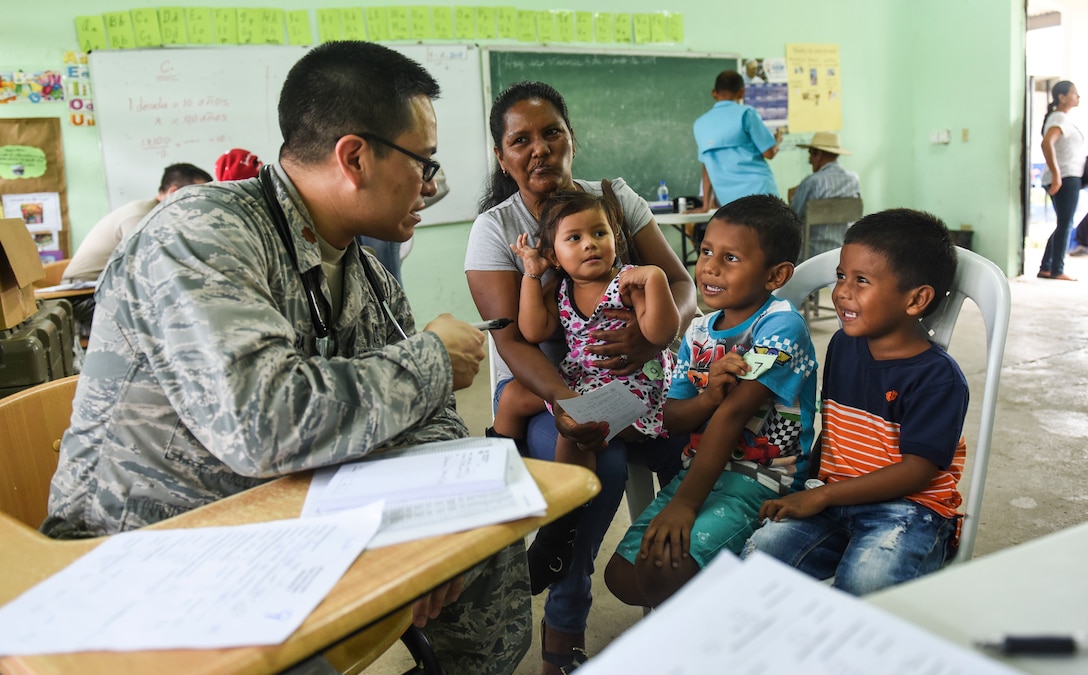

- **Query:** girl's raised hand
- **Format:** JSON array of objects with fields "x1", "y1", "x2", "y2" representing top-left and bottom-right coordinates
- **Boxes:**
[{"x1": 510, "y1": 233, "x2": 551, "y2": 278}]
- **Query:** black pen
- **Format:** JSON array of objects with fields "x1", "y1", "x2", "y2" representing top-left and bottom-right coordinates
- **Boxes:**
[
  {"x1": 471, "y1": 318, "x2": 514, "y2": 331},
  {"x1": 976, "y1": 633, "x2": 1086, "y2": 656}
]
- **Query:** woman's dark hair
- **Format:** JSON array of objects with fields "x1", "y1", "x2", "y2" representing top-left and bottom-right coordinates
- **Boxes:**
[
  {"x1": 478, "y1": 81, "x2": 576, "y2": 213},
  {"x1": 536, "y1": 181, "x2": 626, "y2": 274},
  {"x1": 1041, "y1": 80, "x2": 1075, "y2": 136}
]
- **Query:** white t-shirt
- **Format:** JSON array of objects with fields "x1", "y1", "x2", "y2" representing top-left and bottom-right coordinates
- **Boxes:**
[
  {"x1": 1041, "y1": 111, "x2": 1086, "y2": 184},
  {"x1": 63, "y1": 198, "x2": 159, "y2": 283},
  {"x1": 464, "y1": 177, "x2": 653, "y2": 382}
]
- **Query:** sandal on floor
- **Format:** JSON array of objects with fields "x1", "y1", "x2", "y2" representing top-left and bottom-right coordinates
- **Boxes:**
[
  {"x1": 541, "y1": 620, "x2": 588, "y2": 674},
  {"x1": 1037, "y1": 270, "x2": 1051, "y2": 278}
]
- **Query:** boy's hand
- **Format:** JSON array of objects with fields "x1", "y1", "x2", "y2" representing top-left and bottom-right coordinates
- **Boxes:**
[
  {"x1": 510, "y1": 233, "x2": 551, "y2": 278},
  {"x1": 758, "y1": 488, "x2": 828, "y2": 522},
  {"x1": 701, "y1": 352, "x2": 749, "y2": 406},
  {"x1": 639, "y1": 501, "x2": 697, "y2": 568}
]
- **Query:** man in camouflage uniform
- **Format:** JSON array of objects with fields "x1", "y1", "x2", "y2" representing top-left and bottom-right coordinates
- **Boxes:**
[{"x1": 43, "y1": 41, "x2": 531, "y2": 672}]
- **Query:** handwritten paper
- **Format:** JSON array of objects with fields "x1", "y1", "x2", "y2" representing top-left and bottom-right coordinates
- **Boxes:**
[
  {"x1": 366, "y1": 7, "x2": 390, "y2": 41},
  {"x1": 580, "y1": 552, "x2": 1018, "y2": 674},
  {"x1": 738, "y1": 350, "x2": 777, "y2": 380},
  {"x1": 130, "y1": 9, "x2": 163, "y2": 47},
  {"x1": 341, "y1": 8, "x2": 366, "y2": 41},
  {"x1": 557, "y1": 380, "x2": 649, "y2": 442},
  {"x1": 74, "y1": 16, "x2": 108, "y2": 52},
  {"x1": 0, "y1": 505, "x2": 382, "y2": 654}
]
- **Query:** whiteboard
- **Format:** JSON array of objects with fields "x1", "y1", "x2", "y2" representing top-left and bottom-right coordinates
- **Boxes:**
[{"x1": 89, "y1": 45, "x2": 488, "y2": 226}]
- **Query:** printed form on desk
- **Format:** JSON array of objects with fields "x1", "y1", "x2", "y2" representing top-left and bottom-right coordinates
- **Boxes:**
[
  {"x1": 301, "y1": 437, "x2": 547, "y2": 547},
  {"x1": 580, "y1": 551, "x2": 1019, "y2": 675}
]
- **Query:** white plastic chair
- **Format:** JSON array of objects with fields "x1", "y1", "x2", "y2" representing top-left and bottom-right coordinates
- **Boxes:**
[{"x1": 774, "y1": 246, "x2": 1011, "y2": 564}]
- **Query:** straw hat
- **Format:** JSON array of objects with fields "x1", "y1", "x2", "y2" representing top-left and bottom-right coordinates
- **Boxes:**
[{"x1": 797, "y1": 131, "x2": 851, "y2": 155}]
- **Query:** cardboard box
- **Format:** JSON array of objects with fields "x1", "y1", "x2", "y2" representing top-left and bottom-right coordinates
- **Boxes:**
[{"x1": 0, "y1": 218, "x2": 45, "y2": 329}]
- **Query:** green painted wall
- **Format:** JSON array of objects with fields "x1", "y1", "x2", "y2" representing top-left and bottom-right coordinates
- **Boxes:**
[{"x1": 2, "y1": 0, "x2": 1025, "y2": 323}]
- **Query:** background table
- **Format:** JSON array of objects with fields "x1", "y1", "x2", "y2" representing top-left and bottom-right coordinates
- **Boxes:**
[{"x1": 654, "y1": 211, "x2": 711, "y2": 269}]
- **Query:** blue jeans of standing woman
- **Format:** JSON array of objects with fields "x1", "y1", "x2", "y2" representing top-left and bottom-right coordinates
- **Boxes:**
[{"x1": 1040, "y1": 176, "x2": 1082, "y2": 276}]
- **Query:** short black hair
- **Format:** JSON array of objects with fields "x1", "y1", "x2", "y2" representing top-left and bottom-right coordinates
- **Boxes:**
[
  {"x1": 843, "y1": 208, "x2": 957, "y2": 318},
  {"x1": 537, "y1": 181, "x2": 626, "y2": 268},
  {"x1": 714, "y1": 70, "x2": 744, "y2": 95},
  {"x1": 159, "y1": 163, "x2": 212, "y2": 192},
  {"x1": 709, "y1": 195, "x2": 801, "y2": 267},
  {"x1": 278, "y1": 41, "x2": 440, "y2": 165}
]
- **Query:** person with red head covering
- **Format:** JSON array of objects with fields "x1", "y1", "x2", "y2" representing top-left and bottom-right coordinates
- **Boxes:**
[{"x1": 214, "y1": 148, "x2": 262, "y2": 181}]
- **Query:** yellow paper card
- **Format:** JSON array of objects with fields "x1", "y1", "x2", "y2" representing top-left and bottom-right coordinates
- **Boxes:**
[
  {"x1": 433, "y1": 7, "x2": 454, "y2": 39},
  {"x1": 75, "y1": 16, "x2": 108, "y2": 52},
  {"x1": 614, "y1": 13, "x2": 633, "y2": 43},
  {"x1": 632, "y1": 14, "x2": 651, "y2": 44},
  {"x1": 264, "y1": 9, "x2": 286, "y2": 44},
  {"x1": 515, "y1": 10, "x2": 535, "y2": 42},
  {"x1": 130, "y1": 9, "x2": 163, "y2": 47},
  {"x1": 103, "y1": 12, "x2": 137, "y2": 50},
  {"x1": 237, "y1": 8, "x2": 260, "y2": 45},
  {"x1": 341, "y1": 7, "x2": 365, "y2": 40},
  {"x1": 366, "y1": 7, "x2": 390, "y2": 41},
  {"x1": 159, "y1": 7, "x2": 187, "y2": 45},
  {"x1": 555, "y1": 11, "x2": 574, "y2": 42},
  {"x1": 497, "y1": 7, "x2": 517, "y2": 39},
  {"x1": 187, "y1": 8, "x2": 214, "y2": 45},
  {"x1": 410, "y1": 7, "x2": 433, "y2": 39},
  {"x1": 476, "y1": 7, "x2": 496, "y2": 39},
  {"x1": 388, "y1": 7, "x2": 410, "y2": 39},
  {"x1": 536, "y1": 11, "x2": 555, "y2": 43},
  {"x1": 650, "y1": 12, "x2": 667, "y2": 43},
  {"x1": 667, "y1": 13, "x2": 684, "y2": 43},
  {"x1": 285, "y1": 10, "x2": 312, "y2": 45},
  {"x1": 316, "y1": 9, "x2": 342, "y2": 42},
  {"x1": 455, "y1": 6, "x2": 475, "y2": 39},
  {"x1": 575, "y1": 12, "x2": 593, "y2": 42},
  {"x1": 594, "y1": 12, "x2": 613, "y2": 43},
  {"x1": 213, "y1": 8, "x2": 238, "y2": 44}
]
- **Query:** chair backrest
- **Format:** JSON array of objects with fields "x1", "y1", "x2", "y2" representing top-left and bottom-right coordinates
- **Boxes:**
[
  {"x1": 33, "y1": 259, "x2": 70, "y2": 289},
  {"x1": 0, "y1": 375, "x2": 79, "y2": 528},
  {"x1": 802, "y1": 198, "x2": 863, "y2": 260},
  {"x1": 775, "y1": 246, "x2": 1011, "y2": 564}
]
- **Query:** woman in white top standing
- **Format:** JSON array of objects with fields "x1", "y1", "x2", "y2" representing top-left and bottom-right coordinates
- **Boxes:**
[{"x1": 1038, "y1": 80, "x2": 1084, "y2": 281}]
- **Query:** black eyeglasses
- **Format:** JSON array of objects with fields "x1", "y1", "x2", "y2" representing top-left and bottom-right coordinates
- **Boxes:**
[{"x1": 356, "y1": 132, "x2": 441, "y2": 182}]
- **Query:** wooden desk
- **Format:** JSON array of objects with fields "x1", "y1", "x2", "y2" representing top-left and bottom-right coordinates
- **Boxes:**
[
  {"x1": 0, "y1": 458, "x2": 600, "y2": 675},
  {"x1": 654, "y1": 211, "x2": 710, "y2": 269},
  {"x1": 867, "y1": 521, "x2": 1088, "y2": 674},
  {"x1": 34, "y1": 287, "x2": 94, "y2": 301}
]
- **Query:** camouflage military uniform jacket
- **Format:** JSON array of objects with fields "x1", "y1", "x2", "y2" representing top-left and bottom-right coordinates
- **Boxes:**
[{"x1": 43, "y1": 165, "x2": 468, "y2": 538}]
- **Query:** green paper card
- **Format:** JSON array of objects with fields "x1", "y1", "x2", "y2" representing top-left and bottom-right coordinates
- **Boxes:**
[
  {"x1": 476, "y1": 7, "x2": 496, "y2": 39},
  {"x1": 388, "y1": 7, "x2": 410, "y2": 39},
  {"x1": 454, "y1": 6, "x2": 475, "y2": 39},
  {"x1": 342, "y1": 7, "x2": 365, "y2": 40},
  {"x1": 213, "y1": 8, "x2": 238, "y2": 44},
  {"x1": 594, "y1": 12, "x2": 613, "y2": 43},
  {"x1": 632, "y1": 14, "x2": 651, "y2": 44},
  {"x1": 516, "y1": 10, "x2": 535, "y2": 42},
  {"x1": 237, "y1": 8, "x2": 260, "y2": 44},
  {"x1": 103, "y1": 11, "x2": 136, "y2": 49},
  {"x1": 537, "y1": 11, "x2": 556, "y2": 42},
  {"x1": 159, "y1": 7, "x2": 187, "y2": 45},
  {"x1": 554, "y1": 11, "x2": 574, "y2": 42},
  {"x1": 264, "y1": 9, "x2": 285, "y2": 45},
  {"x1": 131, "y1": 8, "x2": 163, "y2": 47},
  {"x1": 410, "y1": 6, "x2": 432, "y2": 39},
  {"x1": 187, "y1": 8, "x2": 214, "y2": 45},
  {"x1": 316, "y1": 9, "x2": 342, "y2": 42},
  {"x1": 614, "y1": 13, "x2": 633, "y2": 43},
  {"x1": 433, "y1": 6, "x2": 454, "y2": 39},
  {"x1": 667, "y1": 13, "x2": 684, "y2": 43},
  {"x1": 575, "y1": 12, "x2": 593, "y2": 42},
  {"x1": 285, "y1": 10, "x2": 311, "y2": 45},
  {"x1": 366, "y1": 7, "x2": 390, "y2": 41},
  {"x1": 497, "y1": 7, "x2": 517, "y2": 39},
  {"x1": 75, "y1": 16, "x2": 108, "y2": 52},
  {"x1": 650, "y1": 12, "x2": 667, "y2": 43}
]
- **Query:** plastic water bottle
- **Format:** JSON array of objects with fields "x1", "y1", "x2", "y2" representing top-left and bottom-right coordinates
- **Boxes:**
[{"x1": 657, "y1": 180, "x2": 669, "y2": 203}]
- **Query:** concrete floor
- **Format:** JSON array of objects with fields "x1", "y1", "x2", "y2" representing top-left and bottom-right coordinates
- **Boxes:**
[{"x1": 370, "y1": 231, "x2": 1088, "y2": 674}]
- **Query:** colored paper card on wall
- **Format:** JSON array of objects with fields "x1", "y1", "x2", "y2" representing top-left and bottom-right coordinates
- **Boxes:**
[
  {"x1": 650, "y1": 12, "x2": 667, "y2": 43},
  {"x1": 103, "y1": 12, "x2": 137, "y2": 50},
  {"x1": 388, "y1": 7, "x2": 410, "y2": 39},
  {"x1": 536, "y1": 11, "x2": 556, "y2": 43},
  {"x1": 514, "y1": 10, "x2": 535, "y2": 42},
  {"x1": 476, "y1": 6, "x2": 496, "y2": 39},
  {"x1": 366, "y1": 7, "x2": 390, "y2": 41},
  {"x1": 130, "y1": 8, "x2": 163, "y2": 47},
  {"x1": 614, "y1": 13, "x2": 633, "y2": 43},
  {"x1": 555, "y1": 11, "x2": 574, "y2": 42},
  {"x1": 263, "y1": 9, "x2": 286, "y2": 44},
  {"x1": 75, "y1": 16, "x2": 108, "y2": 52},
  {"x1": 455, "y1": 6, "x2": 475, "y2": 39},
  {"x1": 285, "y1": 10, "x2": 312, "y2": 45},
  {"x1": 632, "y1": 14, "x2": 651, "y2": 44},
  {"x1": 237, "y1": 8, "x2": 260, "y2": 44},
  {"x1": 409, "y1": 6, "x2": 432, "y2": 39},
  {"x1": 593, "y1": 12, "x2": 613, "y2": 43},
  {"x1": 159, "y1": 7, "x2": 188, "y2": 45},
  {"x1": 667, "y1": 12, "x2": 684, "y2": 43},
  {"x1": 213, "y1": 8, "x2": 238, "y2": 44},
  {"x1": 342, "y1": 8, "x2": 365, "y2": 40},
  {"x1": 497, "y1": 7, "x2": 517, "y2": 39},
  {"x1": 433, "y1": 7, "x2": 454, "y2": 39},
  {"x1": 575, "y1": 12, "x2": 593, "y2": 42},
  {"x1": 187, "y1": 8, "x2": 214, "y2": 45},
  {"x1": 316, "y1": 8, "x2": 342, "y2": 42}
]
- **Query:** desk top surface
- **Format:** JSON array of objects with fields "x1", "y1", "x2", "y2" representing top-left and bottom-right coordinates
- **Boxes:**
[
  {"x1": 0, "y1": 458, "x2": 599, "y2": 675},
  {"x1": 653, "y1": 211, "x2": 711, "y2": 225},
  {"x1": 34, "y1": 287, "x2": 94, "y2": 300}
]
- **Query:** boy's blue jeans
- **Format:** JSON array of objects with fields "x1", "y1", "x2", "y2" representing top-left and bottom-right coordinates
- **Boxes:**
[{"x1": 742, "y1": 499, "x2": 955, "y2": 596}]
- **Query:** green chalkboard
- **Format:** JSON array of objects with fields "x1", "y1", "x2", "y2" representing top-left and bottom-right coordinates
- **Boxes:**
[{"x1": 488, "y1": 49, "x2": 740, "y2": 203}]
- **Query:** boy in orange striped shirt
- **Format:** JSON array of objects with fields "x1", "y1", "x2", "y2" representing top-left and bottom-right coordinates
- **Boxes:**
[{"x1": 742, "y1": 209, "x2": 967, "y2": 595}]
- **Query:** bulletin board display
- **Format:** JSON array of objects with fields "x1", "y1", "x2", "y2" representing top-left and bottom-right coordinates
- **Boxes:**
[{"x1": 88, "y1": 44, "x2": 488, "y2": 226}]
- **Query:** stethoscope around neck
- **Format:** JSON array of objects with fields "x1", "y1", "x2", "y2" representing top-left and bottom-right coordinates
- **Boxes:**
[{"x1": 258, "y1": 166, "x2": 409, "y2": 358}]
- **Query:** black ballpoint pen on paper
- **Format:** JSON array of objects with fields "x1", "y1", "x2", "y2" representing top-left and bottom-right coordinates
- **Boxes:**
[
  {"x1": 472, "y1": 318, "x2": 514, "y2": 331},
  {"x1": 975, "y1": 633, "x2": 1086, "y2": 656}
]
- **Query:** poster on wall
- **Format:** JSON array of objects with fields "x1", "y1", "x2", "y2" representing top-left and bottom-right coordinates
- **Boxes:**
[
  {"x1": 785, "y1": 43, "x2": 842, "y2": 133},
  {"x1": 0, "y1": 118, "x2": 70, "y2": 258},
  {"x1": 2, "y1": 192, "x2": 65, "y2": 261},
  {"x1": 742, "y1": 56, "x2": 787, "y2": 129}
]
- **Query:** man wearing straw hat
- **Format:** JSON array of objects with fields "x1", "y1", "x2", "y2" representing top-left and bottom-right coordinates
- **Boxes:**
[{"x1": 788, "y1": 131, "x2": 860, "y2": 219}]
